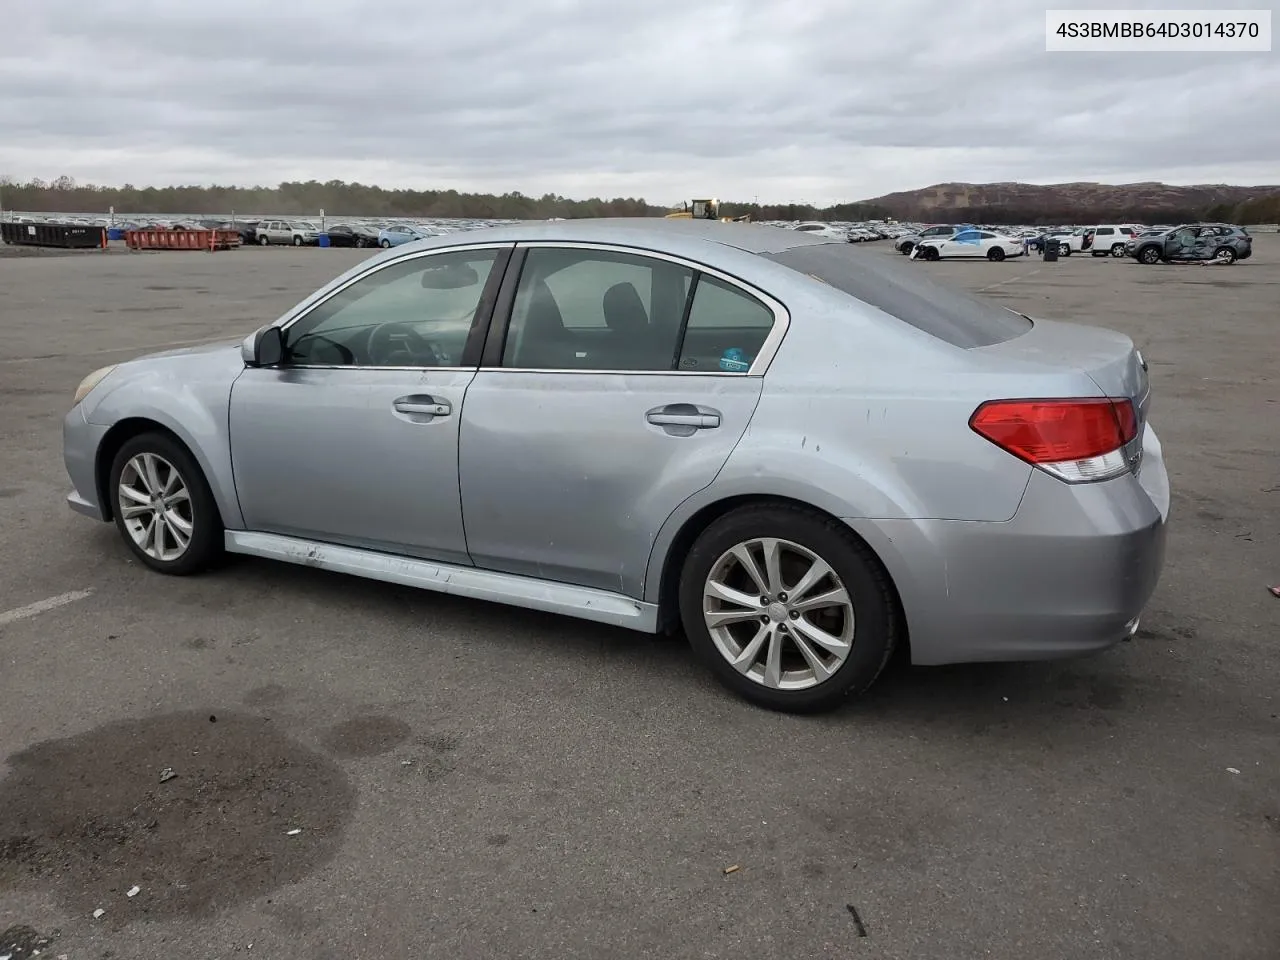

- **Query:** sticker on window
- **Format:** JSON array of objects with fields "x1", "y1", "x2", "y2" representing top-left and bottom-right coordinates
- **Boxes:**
[{"x1": 719, "y1": 348, "x2": 751, "y2": 372}]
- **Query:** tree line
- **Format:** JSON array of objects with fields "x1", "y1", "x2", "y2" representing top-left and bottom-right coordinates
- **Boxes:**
[
  {"x1": 0, "y1": 176, "x2": 891, "y2": 222},
  {"x1": 0, "y1": 175, "x2": 1276, "y2": 224}
]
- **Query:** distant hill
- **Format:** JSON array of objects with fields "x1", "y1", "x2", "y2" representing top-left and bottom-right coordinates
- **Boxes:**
[{"x1": 858, "y1": 181, "x2": 1280, "y2": 225}]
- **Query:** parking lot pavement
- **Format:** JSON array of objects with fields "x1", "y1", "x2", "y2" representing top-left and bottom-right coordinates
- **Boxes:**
[{"x1": 1, "y1": 241, "x2": 1277, "y2": 960}]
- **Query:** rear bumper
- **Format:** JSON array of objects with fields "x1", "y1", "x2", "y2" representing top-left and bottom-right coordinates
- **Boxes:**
[{"x1": 847, "y1": 423, "x2": 1170, "y2": 665}]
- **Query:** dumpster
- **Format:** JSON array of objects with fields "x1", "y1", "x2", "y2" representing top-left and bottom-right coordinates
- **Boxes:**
[{"x1": 1, "y1": 222, "x2": 106, "y2": 249}]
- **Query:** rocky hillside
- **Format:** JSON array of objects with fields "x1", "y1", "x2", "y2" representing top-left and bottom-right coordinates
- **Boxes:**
[{"x1": 860, "y1": 181, "x2": 1280, "y2": 224}]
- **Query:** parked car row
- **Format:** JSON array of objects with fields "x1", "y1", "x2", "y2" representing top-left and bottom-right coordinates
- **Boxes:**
[
  {"x1": 894, "y1": 221, "x2": 1253, "y2": 266},
  {"x1": 777, "y1": 221, "x2": 909, "y2": 243}
]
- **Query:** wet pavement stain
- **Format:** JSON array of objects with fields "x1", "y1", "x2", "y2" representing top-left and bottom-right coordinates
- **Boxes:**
[
  {"x1": 321, "y1": 715, "x2": 411, "y2": 758},
  {"x1": 0, "y1": 710, "x2": 355, "y2": 924}
]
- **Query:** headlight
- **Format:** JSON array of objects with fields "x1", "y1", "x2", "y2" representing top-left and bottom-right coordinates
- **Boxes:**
[{"x1": 74, "y1": 365, "x2": 118, "y2": 405}]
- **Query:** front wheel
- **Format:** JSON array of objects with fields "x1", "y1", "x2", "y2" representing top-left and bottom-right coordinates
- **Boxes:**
[
  {"x1": 293, "y1": 235, "x2": 303, "y2": 247},
  {"x1": 987, "y1": 246, "x2": 1006, "y2": 261},
  {"x1": 258, "y1": 234, "x2": 269, "y2": 246},
  {"x1": 899, "y1": 241, "x2": 914, "y2": 255},
  {"x1": 108, "y1": 433, "x2": 223, "y2": 575},
  {"x1": 1138, "y1": 246, "x2": 1162, "y2": 264},
  {"x1": 380, "y1": 238, "x2": 391, "y2": 248},
  {"x1": 1058, "y1": 243, "x2": 1071, "y2": 257},
  {"x1": 678, "y1": 505, "x2": 897, "y2": 713}
]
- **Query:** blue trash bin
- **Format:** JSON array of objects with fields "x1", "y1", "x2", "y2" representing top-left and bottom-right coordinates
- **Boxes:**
[
  {"x1": 317, "y1": 233, "x2": 330, "y2": 248},
  {"x1": 107, "y1": 227, "x2": 125, "y2": 241}
]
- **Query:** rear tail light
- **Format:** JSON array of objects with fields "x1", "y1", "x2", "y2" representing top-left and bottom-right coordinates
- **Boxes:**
[{"x1": 970, "y1": 398, "x2": 1139, "y2": 483}]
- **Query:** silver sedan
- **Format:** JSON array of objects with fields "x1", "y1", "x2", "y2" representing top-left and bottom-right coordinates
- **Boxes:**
[{"x1": 63, "y1": 219, "x2": 1169, "y2": 712}]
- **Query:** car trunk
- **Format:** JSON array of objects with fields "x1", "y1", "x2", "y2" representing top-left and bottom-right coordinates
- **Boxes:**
[{"x1": 975, "y1": 315, "x2": 1151, "y2": 446}]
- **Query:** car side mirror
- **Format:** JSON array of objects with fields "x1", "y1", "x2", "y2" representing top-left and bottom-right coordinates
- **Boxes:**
[{"x1": 242, "y1": 324, "x2": 285, "y2": 367}]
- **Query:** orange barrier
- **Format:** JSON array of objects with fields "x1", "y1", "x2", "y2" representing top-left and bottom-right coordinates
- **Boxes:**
[{"x1": 124, "y1": 228, "x2": 242, "y2": 251}]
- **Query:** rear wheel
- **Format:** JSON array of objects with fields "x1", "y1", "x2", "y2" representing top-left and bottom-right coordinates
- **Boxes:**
[
  {"x1": 987, "y1": 246, "x2": 1006, "y2": 262},
  {"x1": 1138, "y1": 245, "x2": 1162, "y2": 264},
  {"x1": 678, "y1": 505, "x2": 897, "y2": 713},
  {"x1": 1111, "y1": 243, "x2": 1126, "y2": 257},
  {"x1": 108, "y1": 432, "x2": 223, "y2": 575},
  {"x1": 1212, "y1": 247, "x2": 1237, "y2": 264}
]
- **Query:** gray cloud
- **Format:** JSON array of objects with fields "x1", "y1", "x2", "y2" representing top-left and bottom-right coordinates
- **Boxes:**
[{"x1": 2, "y1": 0, "x2": 1277, "y2": 203}]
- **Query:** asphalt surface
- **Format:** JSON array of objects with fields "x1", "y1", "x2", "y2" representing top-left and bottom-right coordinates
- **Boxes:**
[{"x1": 1, "y1": 237, "x2": 1277, "y2": 960}]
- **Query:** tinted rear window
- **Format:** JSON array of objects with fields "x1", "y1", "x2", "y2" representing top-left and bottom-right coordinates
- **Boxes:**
[{"x1": 763, "y1": 242, "x2": 1032, "y2": 348}]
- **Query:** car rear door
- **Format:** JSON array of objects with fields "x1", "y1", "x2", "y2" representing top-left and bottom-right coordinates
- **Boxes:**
[{"x1": 457, "y1": 243, "x2": 781, "y2": 596}]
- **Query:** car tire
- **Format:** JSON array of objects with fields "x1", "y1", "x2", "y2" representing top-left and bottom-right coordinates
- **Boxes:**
[
  {"x1": 899, "y1": 242, "x2": 913, "y2": 255},
  {"x1": 987, "y1": 247, "x2": 1006, "y2": 262},
  {"x1": 380, "y1": 239, "x2": 391, "y2": 248},
  {"x1": 1212, "y1": 247, "x2": 1237, "y2": 264},
  {"x1": 258, "y1": 235, "x2": 269, "y2": 246},
  {"x1": 678, "y1": 504, "x2": 898, "y2": 713},
  {"x1": 1058, "y1": 244, "x2": 1071, "y2": 257},
  {"x1": 293, "y1": 235, "x2": 303, "y2": 247},
  {"x1": 108, "y1": 432, "x2": 223, "y2": 576},
  {"x1": 1138, "y1": 245, "x2": 1162, "y2": 265},
  {"x1": 923, "y1": 246, "x2": 940, "y2": 261},
  {"x1": 1111, "y1": 243, "x2": 1126, "y2": 257}
]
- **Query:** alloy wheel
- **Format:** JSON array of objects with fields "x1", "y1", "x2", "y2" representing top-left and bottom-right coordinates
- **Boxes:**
[
  {"x1": 118, "y1": 452, "x2": 194, "y2": 562},
  {"x1": 702, "y1": 537, "x2": 855, "y2": 691}
]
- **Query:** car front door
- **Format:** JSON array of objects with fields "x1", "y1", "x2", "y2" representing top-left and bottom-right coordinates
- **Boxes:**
[
  {"x1": 943, "y1": 229, "x2": 982, "y2": 257},
  {"x1": 457, "y1": 243, "x2": 779, "y2": 595},
  {"x1": 228, "y1": 244, "x2": 511, "y2": 563}
]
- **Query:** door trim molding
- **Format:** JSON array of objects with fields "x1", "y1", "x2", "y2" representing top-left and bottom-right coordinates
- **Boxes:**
[{"x1": 225, "y1": 530, "x2": 659, "y2": 632}]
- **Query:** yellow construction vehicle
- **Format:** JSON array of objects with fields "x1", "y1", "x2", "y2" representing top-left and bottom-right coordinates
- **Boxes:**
[{"x1": 665, "y1": 198, "x2": 750, "y2": 223}]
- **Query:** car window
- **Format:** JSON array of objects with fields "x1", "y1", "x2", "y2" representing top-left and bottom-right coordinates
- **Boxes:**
[
  {"x1": 501, "y1": 247, "x2": 693, "y2": 371},
  {"x1": 677, "y1": 276, "x2": 775, "y2": 372},
  {"x1": 976, "y1": 231, "x2": 996, "y2": 239},
  {"x1": 1095, "y1": 227, "x2": 1114, "y2": 236},
  {"x1": 284, "y1": 249, "x2": 499, "y2": 368},
  {"x1": 764, "y1": 243, "x2": 1032, "y2": 348}
]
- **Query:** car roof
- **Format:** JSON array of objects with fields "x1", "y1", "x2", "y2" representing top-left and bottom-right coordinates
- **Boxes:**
[{"x1": 375, "y1": 218, "x2": 833, "y2": 261}]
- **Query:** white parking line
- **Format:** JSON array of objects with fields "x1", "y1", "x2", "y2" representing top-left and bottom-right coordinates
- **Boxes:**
[
  {"x1": 0, "y1": 589, "x2": 94, "y2": 627},
  {"x1": 978, "y1": 267, "x2": 1043, "y2": 293}
]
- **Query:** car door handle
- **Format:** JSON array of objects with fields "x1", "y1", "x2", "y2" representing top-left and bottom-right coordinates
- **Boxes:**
[
  {"x1": 647, "y1": 412, "x2": 720, "y2": 429},
  {"x1": 393, "y1": 396, "x2": 451, "y2": 417}
]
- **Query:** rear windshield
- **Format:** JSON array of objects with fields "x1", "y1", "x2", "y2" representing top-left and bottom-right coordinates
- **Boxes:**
[{"x1": 763, "y1": 242, "x2": 1033, "y2": 348}]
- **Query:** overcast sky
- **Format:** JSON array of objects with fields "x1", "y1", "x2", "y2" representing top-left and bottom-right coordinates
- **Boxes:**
[{"x1": 2, "y1": 0, "x2": 1277, "y2": 205}]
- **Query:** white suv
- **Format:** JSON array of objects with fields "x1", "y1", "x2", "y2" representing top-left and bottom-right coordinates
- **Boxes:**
[
  {"x1": 1050, "y1": 225, "x2": 1140, "y2": 257},
  {"x1": 255, "y1": 220, "x2": 319, "y2": 247}
]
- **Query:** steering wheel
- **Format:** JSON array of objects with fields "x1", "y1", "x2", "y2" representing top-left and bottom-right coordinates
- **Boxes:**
[{"x1": 367, "y1": 321, "x2": 440, "y2": 367}]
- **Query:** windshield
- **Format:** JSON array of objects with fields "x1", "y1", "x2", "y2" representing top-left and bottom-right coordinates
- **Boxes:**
[{"x1": 763, "y1": 242, "x2": 1032, "y2": 348}]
